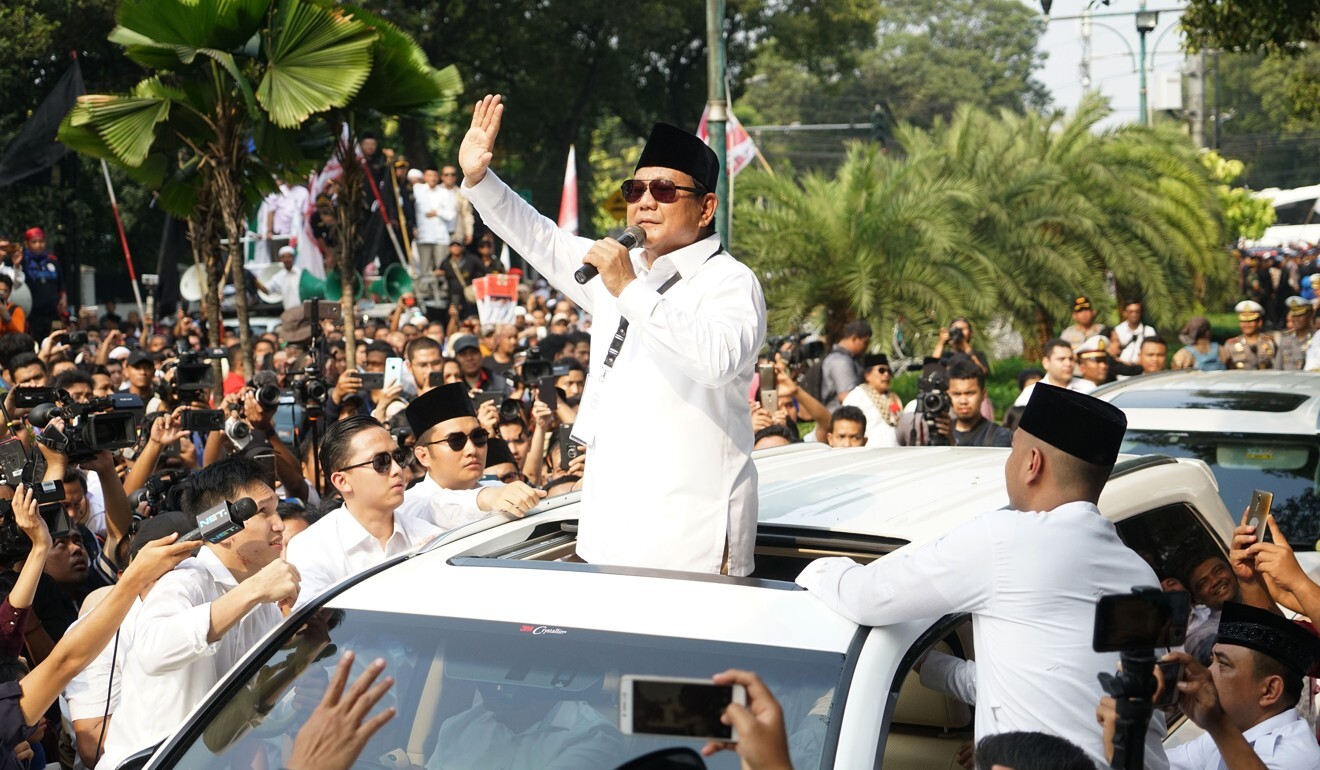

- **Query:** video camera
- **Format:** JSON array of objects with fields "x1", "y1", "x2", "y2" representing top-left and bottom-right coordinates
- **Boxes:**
[
  {"x1": 141, "y1": 467, "x2": 191, "y2": 518},
  {"x1": 916, "y1": 362, "x2": 951, "y2": 446},
  {"x1": 159, "y1": 347, "x2": 227, "y2": 404},
  {"x1": 767, "y1": 333, "x2": 825, "y2": 367},
  {"x1": 519, "y1": 346, "x2": 553, "y2": 383},
  {"x1": 28, "y1": 391, "x2": 143, "y2": 463},
  {"x1": 1093, "y1": 587, "x2": 1191, "y2": 770}
]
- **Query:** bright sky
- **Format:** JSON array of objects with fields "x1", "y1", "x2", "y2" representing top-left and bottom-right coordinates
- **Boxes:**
[{"x1": 1024, "y1": 0, "x2": 1191, "y2": 127}]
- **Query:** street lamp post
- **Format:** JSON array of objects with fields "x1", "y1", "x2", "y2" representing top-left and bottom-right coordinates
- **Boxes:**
[
  {"x1": 1135, "y1": 4, "x2": 1159, "y2": 125},
  {"x1": 705, "y1": 0, "x2": 729, "y2": 245}
]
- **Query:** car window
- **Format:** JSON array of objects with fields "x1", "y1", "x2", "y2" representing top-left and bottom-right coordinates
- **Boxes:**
[
  {"x1": 161, "y1": 609, "x2": 849, "y2": 770},
  {"x1": 878, "y1": 616, "x2": 975, "y2": 770},
  {"x1": 1115, "y1": 502, "x2": 1226, "y2": 584},
  {"x1": 1122, "y1": 431, "x2": 1318, "y2": 549}
]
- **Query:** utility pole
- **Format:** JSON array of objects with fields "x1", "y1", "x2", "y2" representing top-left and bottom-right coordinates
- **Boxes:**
[
  {"x1": 1080, "y1": 8, "x2": 1093, "y2": 91},
  {"x1": 1187, "y1": 51, "x2": 1206, "y2": 148},
  {"x1": 1135, "y1": 3, "x2": 1158, "y2": 125},
  {"x1": 705, "y1": 0, "x2": 729, "y2": 246}
]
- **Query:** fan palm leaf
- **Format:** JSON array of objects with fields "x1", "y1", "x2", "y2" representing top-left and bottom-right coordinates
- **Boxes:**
[{"x1": 257, "y1": 0, "x2": 376, "y2": 128}]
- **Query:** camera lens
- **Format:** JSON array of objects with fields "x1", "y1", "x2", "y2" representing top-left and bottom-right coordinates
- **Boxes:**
[{"x1": 499, "y1": 398, "x2": 523, "y2": 423}]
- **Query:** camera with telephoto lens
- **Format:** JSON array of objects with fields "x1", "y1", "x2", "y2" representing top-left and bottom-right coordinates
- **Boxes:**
[
  {"x1": 768, "y1": 333, "x2": 825, "y2": 367},
  {"x1": 250, "y1": 371, "x2": 282, "y2": 411},
  {"x1": 520, "y1": 346, "x2": 553, "y2": 383},
  {"x1": 140, "y1": 467, "x2": 191, "y2": 518},
  {"x1": 916, "y1": 362, "x2": 952, "y2": 447},
  {"x1": 28, "y1": 391, "x2": 143, "y2": 463}
]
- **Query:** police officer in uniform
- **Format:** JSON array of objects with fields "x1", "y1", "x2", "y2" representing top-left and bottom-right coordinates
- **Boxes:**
[
  {"x1": 1274, "y1": 296, "x2": 1313, "y2": 370},
  {"x1": 1222, "y1": 300, "x2": 1276, "y2": 370}
]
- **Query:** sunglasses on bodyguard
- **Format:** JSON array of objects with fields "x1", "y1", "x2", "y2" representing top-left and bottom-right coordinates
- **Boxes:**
[
  {"x1": 338, "y1": 447, "x2": 411, "y2": 475},
  {"x1": 620, "y1": 179, "x2": 704, "y2": 204},
  {"x1": 423, "y1": 427, "x2": 490, "y2": 452}
]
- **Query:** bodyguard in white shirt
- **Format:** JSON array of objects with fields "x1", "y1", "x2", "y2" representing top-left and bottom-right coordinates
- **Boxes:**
[
  {"x1": 99, "y1": 458, "x2": 300, "y2": 770},
  {"x1": 460, "y1": 95, "x2": 767, "y2": 576},
  {"x1": 287, "y1": 415, "x2": 440, "y2": 611},
  {"x1": 397, "y1": 383, "x2": 543, "y2": 531},
  {"x1": 1101, "y1": 601, "x2": 1320, "y2": 770},
  {"x1": 797, "y1": 384, "x2": 1168, "y2": 769}
]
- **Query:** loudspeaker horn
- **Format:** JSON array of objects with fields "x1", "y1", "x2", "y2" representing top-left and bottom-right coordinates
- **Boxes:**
[
  {"x1": 367, "y1": 263, "x2": 414, "y2": 301},
  {"x1": 180, "y1": 264, "x2": 206, "y2": 302}
]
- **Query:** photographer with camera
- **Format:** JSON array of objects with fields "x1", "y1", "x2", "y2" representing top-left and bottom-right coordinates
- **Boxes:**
[
  {"x1": 933, "y1": 318, "x2": 990, "y2": 375},
  {"x1": 99, "y1": 456, "x2": 300, "y2": 770},
  {"x1": 798, "y1": 385, "x2": 1166, "y2": 766},
  {"x1": 1097, "y1": 601, "x2": 1320, "y2": 769},
  {"x1": 201, "y1": 388, "x2": 310, "y2": 502},
  {"x1": 897, "y1": 360, "x2": 1010, "y2": 448}
]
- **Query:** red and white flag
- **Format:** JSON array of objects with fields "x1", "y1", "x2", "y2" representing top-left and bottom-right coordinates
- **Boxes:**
[
  {"x1": 557, "y1": 144, "x2": 578, "y2": 234},
  {"x1": 697, "y1": 106, "x2": 759, "y2": 178}
]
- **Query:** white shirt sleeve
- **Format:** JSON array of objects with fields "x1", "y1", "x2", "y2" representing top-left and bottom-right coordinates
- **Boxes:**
[
  {"x1": 131, "y1": 568, "x2": 223, "y2": 675},
  {"x1": 286, "y1": 540, "x2": 337, "y2": 613},
  {"x1": 615, "y1": 264, "x2": 765, "y2": 388},
  {"x1": 796, "y1": 515, "x2": 996, "y2": 625},
  {"x1": 919, "y1": 651, "x2": 977, "y2": 706}
]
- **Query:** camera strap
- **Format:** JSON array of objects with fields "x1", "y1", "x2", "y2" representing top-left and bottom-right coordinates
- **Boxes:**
[{"x1": 602, "y1": 246, "x2": 720, "y2": 370}]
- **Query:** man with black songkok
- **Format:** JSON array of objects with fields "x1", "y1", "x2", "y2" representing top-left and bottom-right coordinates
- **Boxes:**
[
  {"x1": 797, "y1": 384, "x2": 1169, "y2": 769},
  {"x1": 397, "y1": 383, "x2": 543, "y2": 531},
  {"x1": 1100, "y1": 601, "x2": 1320, "y2": 769},
  {"x1": 459, "y1": 95, "x2": 767, "y2": 576}
]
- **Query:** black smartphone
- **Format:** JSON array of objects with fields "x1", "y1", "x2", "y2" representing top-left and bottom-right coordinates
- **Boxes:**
[
  {"x1": 1093, "y1": 590, "x2": 1191, "y2": 652},
  {"x1": 13, "y1": 387, "x2": 57, "y2": 409},
  {"x1": 1154, "y1": 660, "x2": 1183, "y2": 708},
  {"x1": 472, "y1": 390, "x2": 504, "y2": 412},
  {"x1": 358, "y1": 371, "x2": 385, "y2": 391},
  {"x1": 557, "y1": 424, "x2": 581, "y2": 471},
  {"x1": 1247, "y1": 489, "x2": 1274, "y2": 545},
  {"x1": 0, "y1": 438, "x2": 27, "y2": 486},
  {"x1": 538, "y1": 376, "x2": 558, "y2": 412},
  {"x1": 180, "y1": 408, "x2": 225, "y2": 433},
  {"x1": 428, "y1": 371, "x2": 445, "y2": 388}
]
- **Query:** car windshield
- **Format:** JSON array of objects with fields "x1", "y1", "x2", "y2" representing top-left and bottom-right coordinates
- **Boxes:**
[
  {"x1": 163, "y1": 609, "x2": 848, "y2": 770},
  {"x1": 1122, "y1": 430, "x2": 1320, "y2": 548}
]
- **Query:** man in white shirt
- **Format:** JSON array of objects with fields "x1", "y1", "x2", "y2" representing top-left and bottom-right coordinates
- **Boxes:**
[
  {"x1": 287, "y1": 415, "x2": 440, "y2": 610},
  {"x1": 1110, "y1": 299, "x2": 1157, "y2": 365},
  {"x1": 797, "y1": 384, "x2": 1168, "y2": 768},
  {"x1": 1100, "y1": 601, "x2": 1320, "y2": 770},
  {"x1": 259, "y1": 246, "x2": 305, "y2": 311},
  {"x1": 413, "y1": 168, "x2": 458, "y2": 277},
  {"x1": 460, "y1": 95, "x2": 767, "y2": 575},
  {"x1": 1013, "y1": 337, "x2": 1095, "y2": 407},
  {"x1": 264, "y1": 177, "x2": 310, "y2": 256},
  {"x1": 99, "y1": 457, "x2": 301, "y2": 770},
  {"x1": 398, "y1": 382, "x2": 543, "y2": 531}
]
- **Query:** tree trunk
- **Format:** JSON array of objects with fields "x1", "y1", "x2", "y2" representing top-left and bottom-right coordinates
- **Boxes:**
[
  {"x1": 1029, "y1": 304, "x2": 1051, "y2": 362},
  {"x1": 212, "y1": 151, "x2": 256, "y2": 383},
  {"x1": 333, "y1": 127, "x2": 363, "y2": 369}
]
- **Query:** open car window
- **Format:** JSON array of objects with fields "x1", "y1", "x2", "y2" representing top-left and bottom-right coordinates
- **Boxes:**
[{"x1": 160, "y1": 609, "x2": 849, "y2": 770}]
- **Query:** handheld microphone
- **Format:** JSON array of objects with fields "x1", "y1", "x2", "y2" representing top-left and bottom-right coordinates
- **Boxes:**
[
  {"x1": 574, "y1": 225, "x2": 646, "y2": 284},
  {"x1": 181, "y1": 497, "x2": 259, "y2": 545}
]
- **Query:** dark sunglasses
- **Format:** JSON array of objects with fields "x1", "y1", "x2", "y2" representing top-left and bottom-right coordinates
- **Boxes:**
[
  {"x1": 339, "y1": 447, "x2": 410, "y2": 474},
  {"x1": 424, "y1": 427, "x2": 490, "y2": 452},
  {"x1": 620, "y1": 178, "x2": 703, "y2": 204},
  {"x1": 873, "y1": 367, "x2": 891, "y2": 374}
]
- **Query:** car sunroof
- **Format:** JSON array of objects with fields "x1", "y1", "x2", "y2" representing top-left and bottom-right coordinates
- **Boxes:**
[{"x1": 1108, "y1": 390, "x2": 1309, "y2": 412}]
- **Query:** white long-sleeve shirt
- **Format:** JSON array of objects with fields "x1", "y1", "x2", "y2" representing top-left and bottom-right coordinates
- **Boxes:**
[
  {"x1": 99, "y1": 547, "x2": 282, "y2": 770},
  {"x1": 796, "y1": 502, "x2": 1169, "y2": 769},
  {"x1": 414, "y1": 183, "x2": 457, "y2": 244},
  {"x1": 1168, "y1": 709, "x2": 1320, "y2": 769},
  {"x1": 286, "y1": 505, "x2": 439, "y2": 611},
  {"x1": 465, "y1": 171, "x2": 767, "y2": 575},
  {"x1": 396, "y1": 473, "x2": 496, "y2": 532}
]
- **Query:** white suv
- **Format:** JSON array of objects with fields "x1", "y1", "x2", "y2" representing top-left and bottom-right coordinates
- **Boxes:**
[{"x1": 127, "y1": 445, "x2": 1231, "y2": 770}]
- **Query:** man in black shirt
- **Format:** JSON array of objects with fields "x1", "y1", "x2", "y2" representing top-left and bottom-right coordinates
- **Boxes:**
[{"x1": 948, "y1": 359, "x2": 1011, "y2": 447}]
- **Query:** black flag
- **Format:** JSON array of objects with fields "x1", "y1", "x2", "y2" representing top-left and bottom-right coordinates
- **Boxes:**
[
  {"x1": 0, "y1": 59, "x2": 84, "y2": 188},
  {"x1": 155, "y1": 215, "x2": 187, "y2": 318}
]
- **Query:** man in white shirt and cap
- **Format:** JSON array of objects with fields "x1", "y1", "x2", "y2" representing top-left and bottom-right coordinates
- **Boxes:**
[
  {"x1": 397, "y1": 382, "x2": 543, "y2": 532},
  {"x1": 459, "y1": 94, "x2": 767, "y2": 575},
  {"x1": 286, "y1": 414, "x2": 441, "y2": 610},
  {"x1": 99, "y1": 457, "x2": 301, "y2": 770},
  {"x1": 257, "y1": 245, "x2": 304, "y2": 312},
  {"x1": 797, "y1": 384, "x2": 1169, "y2": 768},
  {"x1": 1100, "y1": 600, "x2": 1320, "y2": 770}
]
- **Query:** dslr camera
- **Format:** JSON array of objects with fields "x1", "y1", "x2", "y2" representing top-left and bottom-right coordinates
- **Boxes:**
[
  {"x1": 29, "y1": 391, "x2": 143, "y2": 463},
  {"x1": 916, "y1": 362, "x2": 952, "y2": 446},
  {"x1": 159, "y1": 347, "x2": 227, "y2": 404}
]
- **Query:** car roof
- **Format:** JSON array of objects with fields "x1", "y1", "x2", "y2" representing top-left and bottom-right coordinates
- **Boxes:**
[{"x1": 1092, "y1": 370, "x2": 1320, "y2": 436}]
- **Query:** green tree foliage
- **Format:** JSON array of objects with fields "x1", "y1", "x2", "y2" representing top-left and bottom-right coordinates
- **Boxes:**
[
  {"x1": 1183, "y1": 0, "x2": 1320, "y2": 54},
  {"x1": 1201, "y1": 151, "x2": 1276, "y2": 241},
  {"x1": 1207, "y1": 51, "x2": 1320, "y2": 189},
  {"x1": 737, "y1": 98, "x2": 1232, "y2": 351}
]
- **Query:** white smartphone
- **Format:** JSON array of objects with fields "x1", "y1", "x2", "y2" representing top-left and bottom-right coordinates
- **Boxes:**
[
  {"x1": 619, "y1": 675, "x2": 747, "y2": 742},
  {"x1": 384, "y1": 356, "x2": 404, "y2": 388}
]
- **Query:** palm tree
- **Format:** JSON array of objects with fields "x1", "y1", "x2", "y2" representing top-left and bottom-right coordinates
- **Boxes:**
[
  {"x1": 58, "y1": 0, "x2": 460, "y2": 372},
  {"x1": 735, "y1": 143, "x2": 996, "y2": 347}
]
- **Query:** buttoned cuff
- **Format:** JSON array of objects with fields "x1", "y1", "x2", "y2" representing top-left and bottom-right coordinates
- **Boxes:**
[
  {"x1": 795, "y1": 557, "x2": 854, "y2": 593},
  {"x1": 616, "y1": 279, "x2": 661, "y2": 325}
]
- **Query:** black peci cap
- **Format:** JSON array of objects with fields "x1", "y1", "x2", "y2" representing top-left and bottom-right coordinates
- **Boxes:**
[
  {"x1": 1017, "y1": 383, "x2": 1127, "y2": 467},
  {"x1": 1218, "y1": 601, "x2": 1320, "y2": 676},
  {"x1": 405, "y1": 382, "x2": 477, "y2": 441},
  {"x1": 634, "y1": 123, "x2": 720, "y2": 193},
  {"x1": 485, "y1": 437, "x2": 516, "y2": 468}
]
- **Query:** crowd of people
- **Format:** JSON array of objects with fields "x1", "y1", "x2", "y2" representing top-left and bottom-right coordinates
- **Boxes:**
[{"x1": 0, "y1": 99, "x2": 1314, "y2": 770}]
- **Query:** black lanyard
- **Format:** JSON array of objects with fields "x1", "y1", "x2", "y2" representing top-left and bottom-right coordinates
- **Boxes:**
[{"x1": 602, "y1": 246, "x2": 720, "y2": 370}]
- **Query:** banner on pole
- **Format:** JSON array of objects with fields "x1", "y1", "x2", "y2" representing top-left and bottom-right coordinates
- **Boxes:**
[{"x1": 697, "y1": 106, "x2": 759, "y2": 178}]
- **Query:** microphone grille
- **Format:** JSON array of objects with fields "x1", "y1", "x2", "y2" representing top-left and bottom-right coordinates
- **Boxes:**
[
  {"x1": 230, "y1": 497, "x2": 258, "y2": 522},
  {"x1": 623, "y1": 225, "x2": 646, "y2": 248}
]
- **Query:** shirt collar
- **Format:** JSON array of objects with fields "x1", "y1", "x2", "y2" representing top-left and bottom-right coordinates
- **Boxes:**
[
  {"x1": 631, "y1": 233, "x2": 721, "y2": 283},
  {"x1": 197, "y1": 545, "x2": 239, "y2": 589},
  {"x1": 1242, "y1": 709, "x2": 1303, "y2": 758},
  {"x1": 335, "y1": 505, "x2": 406, "y2": 551}
]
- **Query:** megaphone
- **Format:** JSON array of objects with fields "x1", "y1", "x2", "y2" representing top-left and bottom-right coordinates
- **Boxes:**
[
  {"x1": 180, "y1": 264, "x2": 206, "y2": 302},
  {"x1": 368, "y1": 263, "x2": 414, "y2": 301},
  {"x1": 323, "y1": 270, "x2": 363, "y2": 302},
  {"x1": 297, "y1": 270, "x2": 328, "y2": 301}
]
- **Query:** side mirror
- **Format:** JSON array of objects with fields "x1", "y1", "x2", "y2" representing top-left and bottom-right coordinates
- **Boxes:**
[{"x1": 614, "y1": 747, "x2": 708, "y2": 770}]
